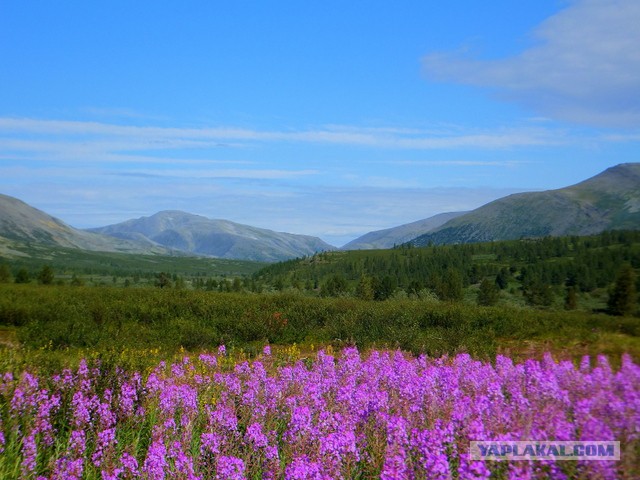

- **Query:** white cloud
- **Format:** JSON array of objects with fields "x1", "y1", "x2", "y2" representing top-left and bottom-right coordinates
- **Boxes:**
[
  {"x1": 109, "y1": 168, "x2": 320, "y2": 180},
  {"x1": 0, "y1": 116, "x2": 566, "y2": 155},
  {"x1": 422, "y1": 0, "x2": 640, "y2": 127}
]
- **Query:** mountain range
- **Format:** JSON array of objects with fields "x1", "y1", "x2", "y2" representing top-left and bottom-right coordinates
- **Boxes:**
[
  {"x1": 87, "y1": 211, "x2": 335, "y2": 262},
  {"x1": 1, "y1": 163, "x2": 638, "y2": 262},
  {"x1": 0, "y1": 193, "x2": 170, "y2": 255}
]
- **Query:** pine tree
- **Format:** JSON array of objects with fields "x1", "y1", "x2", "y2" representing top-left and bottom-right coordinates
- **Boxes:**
[
  {"x1": 37, "y1": 265, "x2": 55, "y2": 285},
  {"x1": 564, "y1": 286, "x2": 577, "y2": 310},
  {"x1": 0, "y1": 264, "x2": 12, "y2": 283},
  {"x1": 15, "y1": 268, "x2": 30, "y2": 284},
  {"x1": 495, "y1": 268, "x2": 509, "y2": 290},
  {"x1": 607, "y1": 264, "x2": 637, "y2": 316},
  {"x1": 355, "y1": 274, "x2": 374, "y2": 300},
  {"x1": 156, "y1": 272, "x2": 172, "y2": 289},
  {"x1": 477, "y1": 278, "x2": 499, "y2": 306},
  {"x1": 438, "y1": 268, "x2": 463, "y2": 302}
]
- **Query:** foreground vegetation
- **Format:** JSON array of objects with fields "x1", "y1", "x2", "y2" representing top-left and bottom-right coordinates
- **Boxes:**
[
  {"x1": 0, "y1": 231, "x2": 639, "y2": 477},
  {"x1": 1, "y1": 284, "x2": 639, "y2": 374},
  {"x1": 1, "y1": 347, "x2": 638, "y2": 479}
]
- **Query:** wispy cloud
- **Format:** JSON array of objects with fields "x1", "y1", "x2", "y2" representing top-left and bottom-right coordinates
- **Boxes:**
[
  {"x1": 422, "y1": 0, "x2": 640, "y2": 127},
  {"x1": 108, "y1": 168, "x2": 319, "y2": 180},
  {"x1": 381, "y1": 160, "x2": 527, "y2": 167},
  {"x1": 0, "y1": 116, "x2": 567, "y2": 155}
]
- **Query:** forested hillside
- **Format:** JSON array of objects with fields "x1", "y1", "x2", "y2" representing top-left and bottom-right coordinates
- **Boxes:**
[{"x1": 255, "y1": 230, "x2": 640, "y2": 311}]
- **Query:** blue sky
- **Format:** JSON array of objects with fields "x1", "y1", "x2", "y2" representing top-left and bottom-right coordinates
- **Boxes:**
[{"x1": 1, "y1": 0, "x2": 639, "y2": 246}]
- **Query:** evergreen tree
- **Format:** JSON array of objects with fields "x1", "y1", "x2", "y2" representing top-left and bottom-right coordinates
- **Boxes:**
[
  {"x1": 495, "y1": 268, "x2": 509, "y2": 290},
  {"x1": 355, "y1": 274, "x2": 374, "y2": 300},
  {"x1": 437, "y1": 268, "x2": 463, "y2": 302},
  {"x1": 607, "y1": 264, "x2": 637, "y2": 316},
  {"x1": 0, "y1": 264, "x2": 12, "y2": 283},
  {"x1": 373, "y1": 275, "x2": 396, "y2": 301},
  {"x1": 321, "y1": 274, "x2": 349, "y2": 297},
  {"x1": 564, "y1": 286, "x2": 578, "y2": 310},
  {"x1": 156, "y1": 272, "x2": 172, "y2": 289},
  {"x1": 38, "y1": 265, "x2": 55, "y2": 285},
  {"x1": 477, "y1": 278, "x2": 499, "y2": 306},
  {"x1": 523, "y1": 282, "x2": 554, "y2": 307},
  {"x1": 15, "y1": 268, "x2": 30, "y2": 284}
]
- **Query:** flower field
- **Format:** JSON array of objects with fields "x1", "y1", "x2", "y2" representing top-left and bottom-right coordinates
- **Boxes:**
[{"x1": 1, "y1": 346, "x2": 638, "y2": 479}]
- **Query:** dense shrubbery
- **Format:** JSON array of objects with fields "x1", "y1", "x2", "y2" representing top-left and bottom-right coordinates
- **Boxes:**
[{"x1": 1, "y1": 284, "x2": 639, "y2": 362}]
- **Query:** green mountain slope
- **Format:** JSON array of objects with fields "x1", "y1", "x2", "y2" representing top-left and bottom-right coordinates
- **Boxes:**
[
  {"x1": 0, "y1": 194, "x2": 168, "y2": 254},
  {"x1": 342, "y1": 211, "x2": 467, "y2": 250},
  {"x1": 412, "y1": 163, "x2": 640, "y2": 246}
]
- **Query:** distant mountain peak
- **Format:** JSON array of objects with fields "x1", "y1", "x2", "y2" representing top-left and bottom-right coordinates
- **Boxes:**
[{"x1": 89, "y1": 211, "x2": 335, "y2": 262}]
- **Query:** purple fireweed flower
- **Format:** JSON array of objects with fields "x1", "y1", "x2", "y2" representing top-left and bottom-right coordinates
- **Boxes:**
[
  {"x1": 119, "y1": 380, "x2": 139, "y2": 419},
  {"x1": 0, "y1": 372, "x2": 14, "y2": 397},
  {"x1": 52, "y1": 457, "x2": 84, "y2": 480},
  {"x1": 457, "y1": 453, "x2": 491, "y2": 480},
  {"x1": 159, "y1": 383, "x2": 198, "y2": 417},
  {"x1": 234, "y1": 361, "x2": 251, "y2": 376},
  {"x1": 101, "y1": 469, "x2": 123, "y2": 480},
  {"x1": 169, "y1": 440, "x2": 200, "y2": 480},
  {"x1": 1, "y1": 349, "x2": 639, "y2": 479},
  {"x1": 33, "y1": 391, "x2": 60, "y2": 447},
  {"x1": 265, "y1": 444, "x2": 279, "y2": 461},
  {"x1": 380, "y1": 450, "x2": 410, "y2": 480},
  {"x1": 208, "y1": 404, "x2": 239, "y2": 432},
  {"x1": 507, "y1": 462, "x2": 534, "y2": 480},
  {"x1": 216, "y1": 455, "x2": 245, "y2": 480},
  {"x1": 199, "y1": 353, "x2": 218, "y2": 368},
  {"x1": 319, "y1": 429, "x2": 359, "y2": 462},
  {"x1": 21, "y1": 432, "x2": 37, "y2": 476},
  {"x1": 11, "y1": 374, "x2": 39, "y2": 415},
  {"x1": 71, "y1": 390, "x2": 96, "y2": 428},
  {"x1": 214, "y1": 373, "x2": 242, "y2": 396},
  {"x1": 97, "y1": 399, "x2": 116, "y2": 430},
  {"x1": 201, "y1": 432, "x2": 223, "y2": 455},
  {"x1": 287, "y1": 405, "x2": 313, "y2": 440},
  {"x1": 285, "y1": 455, "x2": 328, "y2": 480},
  {"x1": 218, "y1": 345, "x2": 227, "y2": 356},
  {"x1": 119, "y1": 451, "x2": 140, "y2": 477},
  {"x1": 411, "y1": 427, "x2": 450, "y2": 479},
  {"x1": 381, "y1": 415, "x2": 411, "y2": 480},
  {"x1": 171, "y1": 362, "x2": 186, "y2": 378},
  {"x1": 92, "y1": 427, "x2": 117, "y2": 466},
  {"x1": 245, "y1": 422, "x2": 268, "y2": 448},
  {"x1": 263, "y1": 344, "x2": 271, "y2": 356},
  {"x1": 68, "y1": 429, "x2": 86, "y2": 456},
  {"x1": 146, "y1": 372, "x2": 165, "y2": 394},
  {"x1": 143, "y1": 439, "x2": 168, "y2": 480}
]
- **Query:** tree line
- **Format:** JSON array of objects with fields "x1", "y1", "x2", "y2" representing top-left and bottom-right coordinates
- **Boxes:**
[{"x1": 254, "y1": 231, "x2": 640, "y2": 315}]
